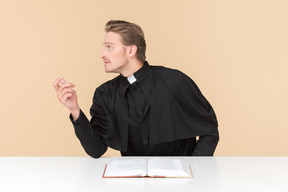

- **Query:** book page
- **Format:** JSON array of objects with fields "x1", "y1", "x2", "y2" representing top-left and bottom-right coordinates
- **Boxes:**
[
  {"x1": 147, "y1": 159, "x2": 192, "y2": 177},
  {"x1": 104, "y1": 159, "x2": 147, "y2": 177}
]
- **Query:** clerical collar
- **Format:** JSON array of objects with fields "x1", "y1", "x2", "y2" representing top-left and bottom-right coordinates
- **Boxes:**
[
  {"x1": 126, "y1": 61, "x2": 149, "y2": 84},
  {"x1": 127, "y1": 74, "x2": 137, "y2": 84},
  {"x1": 118, "y1": 61, "x2": 150, "y2": 96}
]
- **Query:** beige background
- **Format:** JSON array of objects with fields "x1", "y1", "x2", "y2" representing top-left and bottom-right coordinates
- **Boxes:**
[{"x1": 0, "y1": 0, "x2": 287, "y2": 157}]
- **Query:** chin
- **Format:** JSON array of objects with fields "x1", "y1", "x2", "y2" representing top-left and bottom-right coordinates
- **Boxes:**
[{"x1": 104, "y1": 68, "x2": 116, "y2": 74}]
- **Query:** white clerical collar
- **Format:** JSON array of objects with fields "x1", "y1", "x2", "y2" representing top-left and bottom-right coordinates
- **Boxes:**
[{"x1": 127, "y1": 74, "x2": 137, "y2": 84}]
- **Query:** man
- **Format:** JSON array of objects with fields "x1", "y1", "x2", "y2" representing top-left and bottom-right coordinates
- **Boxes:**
[{"x1": 53, "y1": 20, "x2": 219, "y2": 158}]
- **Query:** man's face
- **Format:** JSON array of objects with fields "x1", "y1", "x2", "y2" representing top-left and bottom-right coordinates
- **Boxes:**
[{"x1": 101, "y1": 32, "x2": 129, "y2": 74}]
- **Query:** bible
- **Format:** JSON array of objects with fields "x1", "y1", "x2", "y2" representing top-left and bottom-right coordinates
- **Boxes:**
[{"x1": 102, "y1": 158, "x2": 193, "y2": 178}]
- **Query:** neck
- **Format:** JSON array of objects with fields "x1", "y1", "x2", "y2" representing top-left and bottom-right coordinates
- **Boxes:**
[{"x1": 121, "y1": 60, "x2": 144, "y2": 77}]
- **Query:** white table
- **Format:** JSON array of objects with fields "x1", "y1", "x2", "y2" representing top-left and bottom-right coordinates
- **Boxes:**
[{"x1": 0, "y1": 157, "x2": 287, "y2": 192}]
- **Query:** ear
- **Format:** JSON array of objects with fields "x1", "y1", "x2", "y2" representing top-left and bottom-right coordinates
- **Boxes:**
[{"x1": 127, "y1": 45, "x2": 138, "y2": 57}]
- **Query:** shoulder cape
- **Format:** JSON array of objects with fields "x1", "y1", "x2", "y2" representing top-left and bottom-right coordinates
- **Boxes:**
[{"x1": 91, "y1": 63, "x2": 218, "y2": 152}]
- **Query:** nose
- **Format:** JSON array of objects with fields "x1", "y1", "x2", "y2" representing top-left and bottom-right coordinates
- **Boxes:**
[{"x1": 100, "y1": 49, "x2": 105, "y2": 59}]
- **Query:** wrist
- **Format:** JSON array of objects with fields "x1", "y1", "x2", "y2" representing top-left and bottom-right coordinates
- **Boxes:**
[{"x1": 70, "y1": 107, "x2": 80, "y2": 121}]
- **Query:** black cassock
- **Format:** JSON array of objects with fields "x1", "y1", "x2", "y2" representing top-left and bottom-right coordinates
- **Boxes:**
[{"x1": 71, "y1": 62, "x2": 219, "y2": 158}]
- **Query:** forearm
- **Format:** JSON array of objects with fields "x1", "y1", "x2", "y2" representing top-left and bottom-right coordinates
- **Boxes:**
[
  {"x1": 70, "y1": 110, "x2": 108, "y2": 158},
  {"x1": 192, "y1": 132, "x2": 219, "y2": 156}
]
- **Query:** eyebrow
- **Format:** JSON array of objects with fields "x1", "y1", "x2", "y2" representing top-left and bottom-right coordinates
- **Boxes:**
[{"x1": 102, "y1": 42, "x2": 115, "y2": 46}]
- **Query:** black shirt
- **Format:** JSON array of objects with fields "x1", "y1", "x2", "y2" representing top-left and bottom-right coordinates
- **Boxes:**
[
  {"x1": 70, "y1": 62, "x2": 219, "y2": 158},
  {"x1": 121, "y1": 74, "x2": 196, "y2": 156}
]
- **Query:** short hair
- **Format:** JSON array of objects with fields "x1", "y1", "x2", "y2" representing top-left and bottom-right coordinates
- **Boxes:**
[{"x1": 105, "y1": 20, "x2": 146, "y2": 63}]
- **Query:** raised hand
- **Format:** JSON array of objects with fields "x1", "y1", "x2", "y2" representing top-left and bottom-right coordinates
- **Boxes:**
[{"x1": 53, "y1": 77, "x2": 80, "y2": 121}]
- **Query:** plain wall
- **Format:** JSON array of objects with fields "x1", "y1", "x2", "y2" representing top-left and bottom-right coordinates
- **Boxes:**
[{"x1": 0, "y1": 0, "x2": 287, "y2": 156}]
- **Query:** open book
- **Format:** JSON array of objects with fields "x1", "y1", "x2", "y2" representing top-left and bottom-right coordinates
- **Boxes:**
[{"x1": 103, "y1": 158, "x2": 193, "y2": 178}]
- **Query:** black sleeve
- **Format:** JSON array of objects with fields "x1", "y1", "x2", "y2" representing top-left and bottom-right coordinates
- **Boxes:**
[
  {"x1": 70, "y1": 110, "x2": 108, "y2": 158},
  {"x1": 69, "y1": 86, "x2": 114, "y2": 158},
  {"x1": 192, "y1": 131, "x2": 219, "y2": 156}
]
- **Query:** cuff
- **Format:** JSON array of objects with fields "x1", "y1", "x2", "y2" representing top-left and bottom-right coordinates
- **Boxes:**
[{"x1": 69, "y1": 109, "x2": 85, "y2": 125}]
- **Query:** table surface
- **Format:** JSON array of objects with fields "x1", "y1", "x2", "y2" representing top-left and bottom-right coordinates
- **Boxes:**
[{"x1": 0, "y1": 156, "x2": 288, "y2": 192}]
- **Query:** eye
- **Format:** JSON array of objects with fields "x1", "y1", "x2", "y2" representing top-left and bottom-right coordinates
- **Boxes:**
[
  {"x1": 102, "y1": 43, "x2": 114, "y2": 51},
  {"x1": 105, "y1": 45, "x2": 114, "y2": 51}
]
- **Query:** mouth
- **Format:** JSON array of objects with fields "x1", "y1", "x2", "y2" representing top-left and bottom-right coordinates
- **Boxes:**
[{"x1": 103, "y1": 59, "x2": 110, "y2": 65}]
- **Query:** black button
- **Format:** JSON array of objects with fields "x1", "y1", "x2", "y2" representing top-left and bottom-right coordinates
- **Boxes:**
[
  {"x1": 138, "y1": 112, "x2": 144, "y2": 116},
  {"x1": 126, "y1": 85, "x2": 132, "y2": 92},
  {"x1": 143, "y1": 139, "x2": 149, "y2": 145}
]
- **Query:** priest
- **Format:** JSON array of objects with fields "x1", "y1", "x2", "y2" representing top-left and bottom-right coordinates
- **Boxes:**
[{"x1": 53, "y1": 20, "x2": 219, "y2": 158}]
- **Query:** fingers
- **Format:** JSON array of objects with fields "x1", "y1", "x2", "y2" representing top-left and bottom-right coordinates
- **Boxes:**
[
  {"x1": 53, "y1": 77, "x2": 79, "y2": 110},
  {"x1": 53, "y1": 77, "x2": 63, "y2": 91},
  {"x1": 59, "y1": 91, "x2": 74, "y2": 104},
  {"x1": 58, "y1": 86, "x2": 75, "y2": 101},
  {"x1": 54, "y1": 77, "x2": 76, "y2": 99},
  {"x1": 58, "y1": 81, "x2": 75, "y2": 94},
  {"x1": 53, "y1": 77, "x2": 74, "y2": 92}
]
